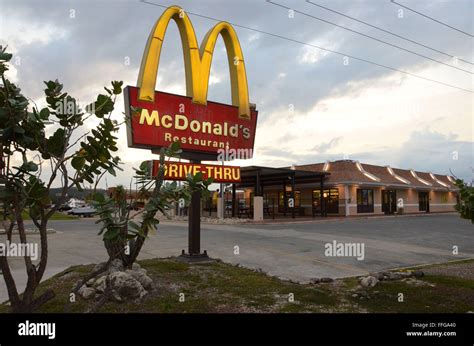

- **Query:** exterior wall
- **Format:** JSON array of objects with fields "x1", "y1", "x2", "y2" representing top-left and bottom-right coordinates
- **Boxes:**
[
  {"x1": 338, "y1": 186, "x2": 346, "y2": 215},
  {"x1": 429, "y1": 190, "x2": 457, "y2": 212},
  {"x1": 345, "y1": 185, "x2": 384, "y2": 216},
  {"x1": 400, "y1": 188, "x2": 419, "y2": 213},
  {"x1": 347, "y1": 185, "x2": 358, "y2": 216},
  {"x1": 373, "y1": 187, "x2": 384, "y2": 215},
  {"x1": 335, "y1": 185, "x2": 347, "y2": 215},
  {"x1": 396, "y1": 189, "x2": 457, "y2": 214}
]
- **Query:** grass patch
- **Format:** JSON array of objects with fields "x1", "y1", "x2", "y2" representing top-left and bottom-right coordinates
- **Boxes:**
[
  {"x1": 48, "y1": 212, "x2": 79, "y2": 220},
  {"x1": 0, "y1": 259, "x2": 339, "y2": 313},
  {"x1": 0, "y1": 210, "x2": 78, "y2": 221},
  {"x1": 345, "y1": 274, "x2": 474, "y2": 313},
  {"x1": 1, "y1": 259, "x2": 472, "y2": 313},
  {"x1": 401, "y1": 258, "x2": 474, "y2": 271}
]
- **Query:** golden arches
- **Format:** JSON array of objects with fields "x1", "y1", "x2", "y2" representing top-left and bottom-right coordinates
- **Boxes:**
[{"x1": 137, "y1": 6, "x2": 251, "y2": 119}]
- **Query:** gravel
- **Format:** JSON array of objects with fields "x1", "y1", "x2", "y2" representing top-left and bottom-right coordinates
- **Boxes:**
[{"x1": 422, "y1": 261, "x2": 474, "y2": 280}]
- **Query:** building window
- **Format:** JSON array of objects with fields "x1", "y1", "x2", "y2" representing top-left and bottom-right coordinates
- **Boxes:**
[
  {"x1": 312, "y1": 189, "x2": 339, "y2": 214},
  {"x1": 279, "y1": 191, "x2": 300, "y2": 208},
  {"x1": 357, "y1": 189, "x2": 374, "y2": 213},
  {"x1": 441, "y1": 192, "x2": 448, "y2": 203}
]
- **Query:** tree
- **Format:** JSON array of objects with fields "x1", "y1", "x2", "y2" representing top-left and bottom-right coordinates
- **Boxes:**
[
  {"x1": 64, "y1": 144, "x2": 212, "y2": 310},
  {"x1": 454, "y1": 178, "x2": 474, "y2": 223},
  {"x1": 0, "y1": 46, "x2": 123, "y2": 312},
  {"x1": 92, "y1": 142, "x2": 212, "y2": 269}
]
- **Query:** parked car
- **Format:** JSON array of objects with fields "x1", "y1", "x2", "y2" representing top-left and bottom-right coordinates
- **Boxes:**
[
  {"x1": 68, "y1": 206, "x2": 96, "y2": 217},
  {"x1": 57, "y1": 204, "x2": 71, "y2": 211}
]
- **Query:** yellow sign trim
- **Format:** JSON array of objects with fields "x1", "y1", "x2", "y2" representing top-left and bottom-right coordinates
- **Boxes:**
[{"x1": 137, "y1": 5, "x2": 251, "y2": 119}]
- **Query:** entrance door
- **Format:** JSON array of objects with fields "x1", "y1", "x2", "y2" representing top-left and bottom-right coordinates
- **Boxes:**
[
  {"x1": 418, "y1": 192, "x2": 430, "y2": 212},
  {"x1": 382, "y1": 190, "x2": 397, "y2": 214},
  {"x1": 313, "y1": 189, "x2": 339, "y2": 214}
]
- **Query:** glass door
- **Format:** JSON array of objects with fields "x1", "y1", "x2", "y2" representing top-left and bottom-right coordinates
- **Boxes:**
[
  {"x1": 382, "y1": 190, "x2": 397, "y2": 214},
  {"x1": 418, "y1": 191, "x2": 429, "y2": 212},
  {"x1": 313, "y1": 189, "x2": 339, "y2": 214}
]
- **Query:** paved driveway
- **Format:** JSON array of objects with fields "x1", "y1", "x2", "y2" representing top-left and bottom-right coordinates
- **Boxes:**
[{"x1": 1, "y1": 214, "x2": 473, "y2": 303}]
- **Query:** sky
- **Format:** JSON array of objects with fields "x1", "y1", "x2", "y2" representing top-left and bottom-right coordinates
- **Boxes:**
[{"x1": 1, "y1": 0, "x2": 473, "y2": 188}]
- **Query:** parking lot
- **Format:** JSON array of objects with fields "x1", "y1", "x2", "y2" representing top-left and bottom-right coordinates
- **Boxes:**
[{"x1": 1, "y1": 213, "x2": 473, "y2": 303}]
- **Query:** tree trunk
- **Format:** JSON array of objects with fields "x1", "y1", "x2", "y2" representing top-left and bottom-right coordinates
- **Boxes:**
[
  {"x1": 1, "y1": 202, "x2": 54, "y2": 313},
  {"x1": 0, "y1": 255, "x2": 21, "y2": 309}
]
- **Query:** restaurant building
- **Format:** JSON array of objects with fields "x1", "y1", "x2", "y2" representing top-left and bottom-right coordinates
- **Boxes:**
[{"x1": 232, "y1": 160, "x2": 459, "y2": 220}]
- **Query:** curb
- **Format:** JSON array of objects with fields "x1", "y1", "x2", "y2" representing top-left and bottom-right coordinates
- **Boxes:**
[{"x1": 0, "y1": 228, "x2": 56, "y2": 235}]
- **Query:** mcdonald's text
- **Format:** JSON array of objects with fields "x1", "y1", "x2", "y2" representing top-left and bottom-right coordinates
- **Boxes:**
[{"x1": 126, "y1": 86, "x2": 257, "y2": 156}]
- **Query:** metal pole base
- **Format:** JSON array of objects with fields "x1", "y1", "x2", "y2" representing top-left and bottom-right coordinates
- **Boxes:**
[{"x1": 178, "y1": 249, "x2": 213, "y2": 263}]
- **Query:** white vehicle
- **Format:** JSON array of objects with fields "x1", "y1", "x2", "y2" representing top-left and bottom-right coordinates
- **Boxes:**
[
  {"x1": 67, "y1": 198, "x2": 86, "y2": 209},
  {"x1": 68, "y1": 206, "x2": 96, "y2": 217}
]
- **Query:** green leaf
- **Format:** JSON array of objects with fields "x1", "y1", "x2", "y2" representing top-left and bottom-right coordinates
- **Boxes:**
[
  {"x1": 0, "y1": 51, "x2": 13, "y2": 61},
  {"x1": 128, "y1": 220, "x2": 141, "y2": 231},
  {"x1": 111, "y1": 81, "x2": 123, "y2": 95},
  {"x1": 47, "y1": 128, "x2": 66, "y2": 157},
  {"x1": 39, "y1": 108, "x2": 50, "y2": 120},
  {"x1": 13, "y1": 125, "x2": 25, "y2": 134},
  {"x1": 71, "y1": 156, "x2": 85, "y2": 170},
  {"x1": 75, "y1": 182, "x2": 84, "y2": 192},
  {"x1": 94, "y1": 94, "x2": 114, "y2": 118},
  {"x1": 193, "y1": 171, "x2": 203, "y2": 182},
  {"x1": 170, "y1": 141, "x2": 181, "y2": 153},
  {"x1": 103, "y1": 228, "x2": 119, "y2": 241}
]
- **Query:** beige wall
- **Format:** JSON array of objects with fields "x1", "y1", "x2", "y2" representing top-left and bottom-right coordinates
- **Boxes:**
[
  {"x1": 397, "y1": 189, "x2": 417, "y2": 213},
  {"x1": 429, "y1": 190, "x2": 457, "y2": 212}
]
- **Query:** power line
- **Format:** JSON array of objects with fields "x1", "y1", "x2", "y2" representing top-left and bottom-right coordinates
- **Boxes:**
[
  {"x1": 140, "y1": 0, "x2": 473, "y2": 94},
  {"x1": 267, "y1": 0, "x2": 473, "y2": 75},
  {"x1": 306, "y1": 0, "x2": 473, "y2": 65},
  {"x1": 391, "y1": 0, "x2": 473, "y2": 37}
]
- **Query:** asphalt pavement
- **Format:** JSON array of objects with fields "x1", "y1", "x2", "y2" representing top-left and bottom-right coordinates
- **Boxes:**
[{"x1": 1, "y1": 213, "x2": 473, "y2": 303}]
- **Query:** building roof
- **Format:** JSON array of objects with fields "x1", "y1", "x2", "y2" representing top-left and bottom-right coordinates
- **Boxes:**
[
  {"x1": 293, "y1": 160, "x2": 457, "y2": 191},
  {"x1": 238, "y1": 166, "x2": 327, "y2": 188}
]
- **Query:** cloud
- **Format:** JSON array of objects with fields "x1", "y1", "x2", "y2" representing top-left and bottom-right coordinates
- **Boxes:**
[
  {"x1": 1, "y1": 0, "x2": 472, "y2": 187},
  {"x1": 312, "y1": 137, "x2": 342, "y2": 153},
  {"x1": 257, "y1": 128, "x2": 471, "y2": 180},
  {"x1": 397, "y1": 129, "x2": 471, "y2": 180}
]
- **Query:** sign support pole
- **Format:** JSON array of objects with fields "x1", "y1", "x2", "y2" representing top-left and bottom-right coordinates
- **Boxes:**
[
  {"x1": 181, "y1": 159, "x2": 209, "y2": 260},
  {"x1": 188, "y1": 159, "x2": 201, "y2": 255}
]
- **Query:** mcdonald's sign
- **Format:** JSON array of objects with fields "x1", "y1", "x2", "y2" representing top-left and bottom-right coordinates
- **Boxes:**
[{"x1": 125, "y1": 5, "x2": 258, "y2": 159}]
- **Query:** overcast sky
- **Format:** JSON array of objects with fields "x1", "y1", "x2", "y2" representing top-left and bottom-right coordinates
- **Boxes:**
[{"x1": 1, "y1": 0, "x2": 472, "y2": 187}]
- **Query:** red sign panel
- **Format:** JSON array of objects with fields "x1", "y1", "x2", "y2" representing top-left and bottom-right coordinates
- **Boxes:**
[
  {"x1": 125, "y1": 86, "x2": 258, "y2": 158},
  {"x1": 152, "y1": 161, "x2": 241, "y2": 183}
]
